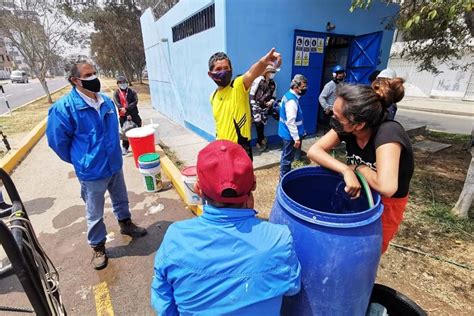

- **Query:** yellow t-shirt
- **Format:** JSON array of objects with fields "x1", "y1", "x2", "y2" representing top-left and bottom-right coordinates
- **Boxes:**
[{"x1": 210, "y1": 75, "x2": 251, "y2": 144}]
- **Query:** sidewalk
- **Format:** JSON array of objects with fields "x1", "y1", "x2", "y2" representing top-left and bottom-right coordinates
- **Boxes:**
[
  {"x1": 137, "y1": 102, "x2": 286, "y2": 169},
  {"x1": 398, "y1": 96, "x2": 473, "y2": 116},
  {"x1": 0, "y1": 88, "x2": 193, "y2": 314},
  {"x1": 141, "y1": 101, "x2": 429, "y2": 171}
]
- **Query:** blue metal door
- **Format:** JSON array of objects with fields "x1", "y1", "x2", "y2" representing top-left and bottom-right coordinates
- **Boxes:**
[
  {"x1": 291, "y1": 30, "x2": 327, "y2": 135},
  {"x1": 346, "y1": 31, "x2": 383, "y2": 84}
]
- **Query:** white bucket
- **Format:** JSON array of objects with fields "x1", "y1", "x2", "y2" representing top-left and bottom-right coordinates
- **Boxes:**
[
  {"x1": 143, "y1": 119, "x2": 160, "y2": 144},
  {"x1": 139, "y1": 164, "x2": 162, "y2": 192},
  {"x1": 181, "y1": 166, "x2": 200, "y2": 205}
]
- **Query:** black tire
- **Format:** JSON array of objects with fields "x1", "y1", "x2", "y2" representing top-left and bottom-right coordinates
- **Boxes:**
[{"x1": 370, "y1": 283, "x2": 427, "y2": 316}]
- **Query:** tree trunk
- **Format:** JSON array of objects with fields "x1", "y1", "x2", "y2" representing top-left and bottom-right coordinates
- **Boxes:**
[
  {"x1": 452, "y1": 147, "x2": 474, "y2": 218},
  {"x1": 39, "y1": 77, "x2": 52, "y2": 104}
]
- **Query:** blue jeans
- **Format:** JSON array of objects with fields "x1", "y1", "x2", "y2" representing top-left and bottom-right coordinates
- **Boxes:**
[
  {"x1": 280, "y1": 139, "x2": 296, "y2": 179},
  {"x1": 79, "y1": 169, "x2": 131, "y2": 246}
]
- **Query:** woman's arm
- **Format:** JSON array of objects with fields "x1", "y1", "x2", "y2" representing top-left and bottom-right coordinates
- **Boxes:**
[
  {"x1": 307, "y1": 130, "x2": 361, "y2": 197},
  {"x1": 356, "y1": 142, "x2": 401, "y2": 197}
]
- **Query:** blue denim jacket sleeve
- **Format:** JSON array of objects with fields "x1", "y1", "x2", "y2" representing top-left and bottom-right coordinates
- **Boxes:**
[
  {"x1": 283, "y1": 229, "x2": 302, "y2": 296},
  {"x1": 46, "y1": 100, "x2": 74, "y2": 164},
  {"x1": 151, "y1": 243, "x2": 179, "y2": 316}
]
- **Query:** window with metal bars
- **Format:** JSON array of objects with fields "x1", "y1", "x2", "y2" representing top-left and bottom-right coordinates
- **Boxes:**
[{"x1": 172, "y1": 3, "x2": 215, "y2": 42}]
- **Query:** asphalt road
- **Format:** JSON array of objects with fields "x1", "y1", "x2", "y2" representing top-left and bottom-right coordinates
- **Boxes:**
[
  {"x1": 397, "y1": 109, "x2": 473, "y2": 135},
  {"x1": 0, "y1": 78, "x2": 68, "y2": 115}
]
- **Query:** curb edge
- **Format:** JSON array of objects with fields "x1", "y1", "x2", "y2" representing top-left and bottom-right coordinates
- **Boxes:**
[
  {"x1": 0, "y1": 117, "x2": 47, "y2": 174},
  {"x1": 156, "y1": 144, "x2": 203, "y2": 216}
]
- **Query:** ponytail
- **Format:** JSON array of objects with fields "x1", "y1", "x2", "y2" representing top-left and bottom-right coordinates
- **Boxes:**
[
  {"x1": 371, "y1": 77, "x2": 405, "y2": 109},
  {"x1": 336, "y1": 77, "x2": 405, "y2": 129}
]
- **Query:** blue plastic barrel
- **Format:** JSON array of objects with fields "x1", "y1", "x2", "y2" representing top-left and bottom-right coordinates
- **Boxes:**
[{"x1": 269, "y1": 166, "x2": 383, "y2": 316}]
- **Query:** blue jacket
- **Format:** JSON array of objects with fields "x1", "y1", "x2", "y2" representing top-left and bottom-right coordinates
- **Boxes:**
[
  {"x1": 46, "y1": 87, "x2": 122, "y2": 181},
  {"x1": 151, "y1": 205, "x2": 301, "y2": 315},
  {"x1": 278, "y1": 90, "x2": 305, "y2": 141}
]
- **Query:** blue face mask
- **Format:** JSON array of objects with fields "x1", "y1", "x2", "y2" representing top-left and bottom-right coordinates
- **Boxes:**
[{"x1": 210, "y1": 70, "x2": 232, "y2": 87}]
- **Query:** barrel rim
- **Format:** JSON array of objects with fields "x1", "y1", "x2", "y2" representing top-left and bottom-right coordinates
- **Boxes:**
[{"x1": 278, "y1": 166, "x2": 383, "y2": 228}]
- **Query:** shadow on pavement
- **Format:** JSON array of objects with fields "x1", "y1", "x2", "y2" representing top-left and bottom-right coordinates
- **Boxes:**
[{"x1": 107, "y1": 220, "x2": 173, "y2": 259}]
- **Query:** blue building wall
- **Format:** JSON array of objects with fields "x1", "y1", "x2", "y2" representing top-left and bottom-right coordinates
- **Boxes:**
[
  {"x1": 226, "y1": 0, "x2": 399, "y2": 139},
  {"x1": 141, "y1": 0, "x2": 398, "y2": 141},
  {"x1": 141, "y1": 0, "x2": 227, "y2": 140}
]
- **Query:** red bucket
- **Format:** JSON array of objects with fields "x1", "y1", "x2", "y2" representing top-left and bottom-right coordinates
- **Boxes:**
[{"x1": 125, "y1": 127, "x2": 156, "y2": 167}]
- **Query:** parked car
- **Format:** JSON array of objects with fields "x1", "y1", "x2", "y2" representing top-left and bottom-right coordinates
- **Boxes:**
[{"x1": 10, "y1": 70, "x2": 28, "y2": 83}]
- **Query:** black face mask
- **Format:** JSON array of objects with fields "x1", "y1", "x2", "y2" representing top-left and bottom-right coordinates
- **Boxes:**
[
  {"x1": 330, "y1": 117, "x2": 349, "y2": 134},
  {"x1": 299, "y1": 88, "x2": 307, "y2": 96},
  {"x1": 210, "y1": 70, "x2": 232, "y2": 87},
  {"x1": 80, "y1": 76, "x2": 101, "y2": 93}
]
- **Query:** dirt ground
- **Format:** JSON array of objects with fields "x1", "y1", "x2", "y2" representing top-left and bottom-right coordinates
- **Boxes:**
[{"x1": 254, "y1": 133, "x2": 473, "y2": 315}]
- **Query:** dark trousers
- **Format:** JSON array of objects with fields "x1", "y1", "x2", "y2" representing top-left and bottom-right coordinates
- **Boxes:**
[
  {"x1": 255, "y1": 123, "x2": 265, "y2": 145},
  {"x1": 120, "y1": 112, "x2": 142, "y2": 150},
  {"x1": 318, "y1": 105, "x2": 332, "y2": 133},
  {"x1": 280, "y1": 139, "x2": 296, "y2": 179}
]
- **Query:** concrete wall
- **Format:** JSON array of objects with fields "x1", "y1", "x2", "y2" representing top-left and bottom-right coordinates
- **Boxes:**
[
  {"x1": 141, "y1": 0, "x2": 227, "y2": 140},
  {"x1": 141, "y1": 0, "x2": 398, "y2": 140},
  {"x1": 389, "y1": 53, "x2": 474, "y2": 99}
]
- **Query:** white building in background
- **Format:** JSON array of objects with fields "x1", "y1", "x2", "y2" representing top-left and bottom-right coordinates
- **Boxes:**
[
  {"x1": 4, "y1": 38, "x2": 29, "y2": 72},
  {"x1": 387, "y1": 33, "x2": 474, "y2": 101}
]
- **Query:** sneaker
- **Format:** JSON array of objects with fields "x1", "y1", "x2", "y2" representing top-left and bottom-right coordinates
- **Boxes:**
[
  {"x1": 91, "y1": 243, "x2": 108, "y2": 270},
  {"x1": 119, "y1": 219, "x2": 147, "y2": 238},
  {"x1": 122, "y1": 147, "x2": 128, "y2": 156}
]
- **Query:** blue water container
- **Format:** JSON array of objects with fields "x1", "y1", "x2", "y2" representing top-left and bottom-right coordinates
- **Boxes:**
[{"x1": 269, "y1": 166, "x2": 383, "y2": 316}]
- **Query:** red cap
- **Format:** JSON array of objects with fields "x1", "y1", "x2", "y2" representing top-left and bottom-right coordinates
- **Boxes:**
[{"x1": 197, "y1": 140, "x2": 254, "y2": 204}]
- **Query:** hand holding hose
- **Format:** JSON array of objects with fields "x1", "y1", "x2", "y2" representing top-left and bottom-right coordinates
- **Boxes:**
[{"x1": 341, "y1": 168, "x2": 361, "y2": 198}]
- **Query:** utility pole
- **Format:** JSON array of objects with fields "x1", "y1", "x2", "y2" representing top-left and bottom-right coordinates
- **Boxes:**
[{"x1": 0, "y1": 84, "x2": 11, "y2": 116}]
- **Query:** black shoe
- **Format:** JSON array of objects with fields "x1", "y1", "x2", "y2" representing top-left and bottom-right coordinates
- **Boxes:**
[
  {"x1": 91, "y1": 243, "x2": 108, "y2": 270},
  {"x1": 119, "y1": 219, "x2": 147, "y2": 237}
]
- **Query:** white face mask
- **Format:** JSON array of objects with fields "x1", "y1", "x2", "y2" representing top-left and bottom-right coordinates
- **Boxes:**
[
  {"x1": 268, "y1": 73, "x2": 276, "y2": 80},
  {"x1": 119, "y1": 83, "x2": 128, "y2": 90}
]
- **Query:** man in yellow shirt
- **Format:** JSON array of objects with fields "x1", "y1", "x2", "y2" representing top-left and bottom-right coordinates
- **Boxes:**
[{"x1": 208, "y1": 48, "x2": 281, "y2": 160}]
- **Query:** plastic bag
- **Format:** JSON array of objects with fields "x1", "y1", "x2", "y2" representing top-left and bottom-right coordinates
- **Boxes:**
[
  {"x1": 120, "y1": 118, "x2": 138, "y2": 140},
  {"x1": 270, "y1": 100, "x2": 281, "y2": 121}
]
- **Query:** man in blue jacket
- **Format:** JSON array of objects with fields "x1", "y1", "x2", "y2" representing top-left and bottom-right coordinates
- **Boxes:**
[
  {"x1": 278, "y1": 74, "x2": 307, "y2": 179},
  {"x1": 151, "y1": 140, "x2": 301, "y2": 315},
  {"x1": 46, "y1": 61, "x2": 146, "y2": 270}
]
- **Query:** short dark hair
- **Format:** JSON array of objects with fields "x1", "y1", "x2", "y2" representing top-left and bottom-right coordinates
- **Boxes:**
[
  {"x1": 65, "y1": 60, "x2": 90, "y2": 86},
  {"x1": 208, "y1": 52, "x2": 232, "y2": 71}
]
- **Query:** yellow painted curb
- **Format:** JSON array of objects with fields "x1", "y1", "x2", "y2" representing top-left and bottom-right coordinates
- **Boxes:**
[
  {"x1": 93, "y1": 281, "x2": 114, "y2": 316},
  {"x1": 157, "y1": 145, "x2": 203, "y2": 216},
  {"x1": 0, "y1": 117, "x2": 47, "y2": 174}
]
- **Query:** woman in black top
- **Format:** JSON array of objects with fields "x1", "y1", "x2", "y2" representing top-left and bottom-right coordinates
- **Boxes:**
[{"x1": 307, "y1": 78, "x2": 414, "y2": 253}]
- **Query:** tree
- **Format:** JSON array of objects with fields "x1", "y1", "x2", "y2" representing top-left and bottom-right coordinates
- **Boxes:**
[
  {"x1": 0, "y1": 0, "x2": 82, "y2": 103},
  {"x1": 350, "y1": 0, "x2": 473, "y2": 74},
  {"x1": 137, "y1": 0, "x2": 179, "y2": 19},
  {"x1": 351, "y1": 1, "x2": 473, "y2": 218},
  {"x1": 452, "y1": 131, "x2": 474, "y2": 218},
  {"x1": 65, "y1": 0, "x2": 146, "y2": 84}
]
